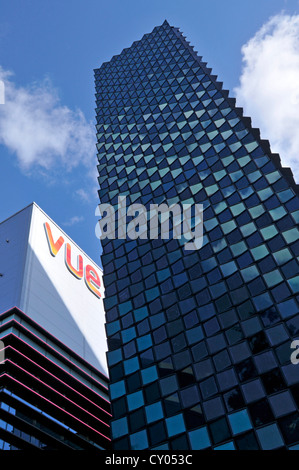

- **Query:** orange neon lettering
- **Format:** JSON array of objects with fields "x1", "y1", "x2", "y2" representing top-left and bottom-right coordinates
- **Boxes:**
[
  {"x1": 85, "y1": 265, "x2": 101, "y2": 299},
  {"x1": 44, "y1": 222, "x2": 64, "y2": 257}
]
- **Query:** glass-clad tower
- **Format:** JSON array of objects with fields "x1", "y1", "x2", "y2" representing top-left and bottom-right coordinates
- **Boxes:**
[{"x1": 94, "y1": 21, "x2": 299, "y2": 450}]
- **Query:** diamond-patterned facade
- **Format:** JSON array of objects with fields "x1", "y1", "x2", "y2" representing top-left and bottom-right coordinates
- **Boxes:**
[{"x1": 95, "y1": 20, "x2": 299, "y2": 450}]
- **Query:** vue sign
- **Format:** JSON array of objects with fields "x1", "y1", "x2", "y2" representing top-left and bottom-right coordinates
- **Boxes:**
[{"x1": 44, "y1": 222, "x2": 102, "y2": 299}]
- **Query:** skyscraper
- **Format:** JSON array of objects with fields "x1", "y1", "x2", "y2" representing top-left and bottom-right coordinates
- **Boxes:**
[{"x1": 95, "y1": 21, "x2": 299, "y2": 450}]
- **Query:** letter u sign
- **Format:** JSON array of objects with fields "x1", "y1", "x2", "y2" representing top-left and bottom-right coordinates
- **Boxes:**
[{"x1": 44, "y1": 222, "x2": 102, "y2": 299}]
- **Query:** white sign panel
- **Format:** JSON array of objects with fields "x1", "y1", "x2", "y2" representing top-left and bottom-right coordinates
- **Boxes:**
[{"x1": 19, "y1": 204, "x2": 108, "y2": 375}]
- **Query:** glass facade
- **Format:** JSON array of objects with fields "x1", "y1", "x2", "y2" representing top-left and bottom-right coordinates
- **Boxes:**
[{"x1": 95, "y1": 20, "x2": 299, "y2": 450}]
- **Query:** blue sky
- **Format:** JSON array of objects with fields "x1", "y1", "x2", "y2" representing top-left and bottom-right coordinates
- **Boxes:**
[{"x1": 0, "y1": 0, "x2": 299, "y2": 266}]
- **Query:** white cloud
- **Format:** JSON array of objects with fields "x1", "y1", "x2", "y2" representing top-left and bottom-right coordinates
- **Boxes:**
[
  {"x1": 0, "y1": 67, "x2": 95, "y2": 173},
  {"x1": 75, "y1": 188, "x2": 91, "y2": 203},
  {"x1": 62, "y1": 215, "x2": 84, "y2": 227},
  {"x1": 234, "y1": 13, "x2": 299, "y2": 182}
]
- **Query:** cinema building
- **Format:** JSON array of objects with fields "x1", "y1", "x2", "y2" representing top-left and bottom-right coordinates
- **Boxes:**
[{"x1": 0, "y1": 203, "x2": 111, "y2": 450}]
